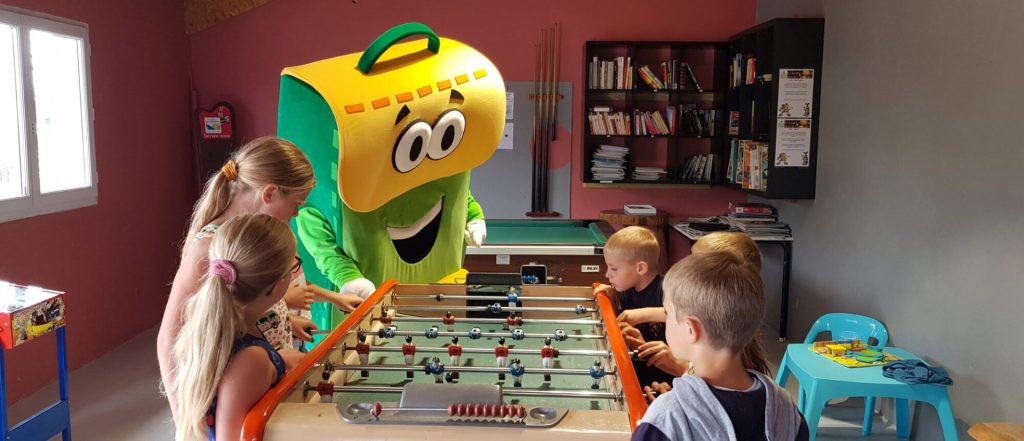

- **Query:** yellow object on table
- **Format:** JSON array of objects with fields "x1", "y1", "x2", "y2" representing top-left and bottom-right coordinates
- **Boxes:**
[{"x1": 969, "y1": 422, "x2": 1024, "y2": 441}]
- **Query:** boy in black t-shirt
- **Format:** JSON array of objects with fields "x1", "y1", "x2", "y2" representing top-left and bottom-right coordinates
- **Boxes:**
[{"x1": 594, "y1": 226, "x2": 687, "y2": 389}]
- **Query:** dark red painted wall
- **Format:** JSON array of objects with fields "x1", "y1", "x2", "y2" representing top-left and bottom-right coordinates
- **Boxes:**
[{"x1": 0, "y1": 0, "x2": 192, "y2": 401}]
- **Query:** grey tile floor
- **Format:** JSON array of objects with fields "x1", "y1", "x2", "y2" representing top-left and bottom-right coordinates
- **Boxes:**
[{"x1": 9, "y1": 326, "x2": 903, "y2": 440}]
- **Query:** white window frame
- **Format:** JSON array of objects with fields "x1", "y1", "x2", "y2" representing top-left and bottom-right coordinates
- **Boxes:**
[{"x1": 0, "y1": 7, "x2": 96, "y2": 223}]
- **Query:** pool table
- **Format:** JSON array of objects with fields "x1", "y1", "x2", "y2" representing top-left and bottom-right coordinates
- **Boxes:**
[{"x1": 463, "y1": 219, "x2": 614, "y2": 286}]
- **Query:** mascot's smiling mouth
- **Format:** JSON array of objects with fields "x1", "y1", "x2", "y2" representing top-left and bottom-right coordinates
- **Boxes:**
[{"x1": 386, "y1": 198, "x2": 443, "y2": 264}]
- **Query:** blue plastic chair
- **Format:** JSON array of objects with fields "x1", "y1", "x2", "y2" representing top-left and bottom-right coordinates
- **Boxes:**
[{"x1": 776, "y1": 313, "x2": 892, "y2": 436}]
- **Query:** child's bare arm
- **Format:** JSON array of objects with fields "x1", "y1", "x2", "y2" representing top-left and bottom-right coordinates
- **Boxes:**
[
  {"x1": 306, "y1": 283, "x2": 363, "y2": 312},
  {"x1": 215, "y1": 347, "x2": 276, "y2": 441},
  {"x1": 617, "y1": 307, "x2": 667, "y2": 325}
]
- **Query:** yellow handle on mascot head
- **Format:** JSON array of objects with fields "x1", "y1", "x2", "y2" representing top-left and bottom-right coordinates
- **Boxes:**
[{"x1": 282, "y1": 23, "x2": 506, "y2": 212}]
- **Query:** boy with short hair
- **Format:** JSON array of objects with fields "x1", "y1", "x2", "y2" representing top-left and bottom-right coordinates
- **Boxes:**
[
  {"x1": 632, "y1": 251, "x2": 807, "y2": 441},
  {"x1": 595, "y1": 226, "x2": 688, "y2": 386}
]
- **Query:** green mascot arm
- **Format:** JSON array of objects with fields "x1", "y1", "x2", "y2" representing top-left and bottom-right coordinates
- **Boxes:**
[
  {"x1": 466, "y1": 191, "x2": 484, "y2": 222},
  {"x1": 296, "y1": 206, "x2": 364, "y2": 287}
]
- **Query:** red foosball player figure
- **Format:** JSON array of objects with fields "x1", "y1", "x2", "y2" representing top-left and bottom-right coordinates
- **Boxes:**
[
  {"x1": 448, "y1": 336, "x2": 463, "y2": 380},
  {"x1": 355, "y1": 331, "x2": 371, "y2": 378},
  {"x1": 495, "y1": 336, "x2": 509, "y2": 381},
  {"x1": 317, "y1": 369, "x2": 335, "y2": 403},
  {"x1": 401, "y1": 335, "x2": 416, "y2": 379},
  {"x1": 379, "y1": 304, "x2": 393, "y2": 325},
  {"x1": 442, "y1": 311, "x2": 456, "y2": 332},
  {"x1": 505, "y1": 312, "x2": 523, "y2": 329},
  {"x1": 540, "y1": 337, "x2": 556, "y2": 382}
]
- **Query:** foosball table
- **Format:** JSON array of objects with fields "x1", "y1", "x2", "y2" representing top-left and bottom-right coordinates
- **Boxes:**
[{"x1": 241, "y1": 279, "x2": 647, "y2": 440}]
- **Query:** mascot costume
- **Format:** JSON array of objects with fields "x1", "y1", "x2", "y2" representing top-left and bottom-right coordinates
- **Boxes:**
[{"x1": 277, "y1": 23, "x2": 505, "y2": 330}]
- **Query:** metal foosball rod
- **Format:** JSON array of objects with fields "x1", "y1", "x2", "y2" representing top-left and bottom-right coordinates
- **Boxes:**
[
  {"x1": 311, "y1": 329, "x2": 607, "y2": 340},
  {"x1": 393, "y1": 304, "x2": 595, "y2": 314},
  {"x1": 333, "y1": 385, "x2": 622, "y2": 400},
  {"x1": 372, "y1": 316, "x2": 602, "y2": 326},
  {"x1": 341, "y1": 345, "x2": 613, "y2": 357},
  {"x1": 394, "y1": 294, "x2": 595, "y2": 303},
  {"x1": 330, "y1": 364, "x2": 616, "y2": 376}
]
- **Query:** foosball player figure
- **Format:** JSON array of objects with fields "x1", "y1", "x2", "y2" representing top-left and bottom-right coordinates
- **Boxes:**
[
  {"x1": 509, "y1": 358, "x2": 525, "y2": 387},
  {"x1": 355, "y1": 331, "x2": 371, "y2": 378},
  {"x1": 401, "y1": 335, "x2": 417, "y2": 378},
  {"x1": 540, "y1": 337, "x2": 556, "y2": 382},
  {"x1": 379, "y1": 304, "x2": 393, "y2": 325},
  {"x1": 495, "y1": 336, "x2": 509, "y2": 381},
  {"x1": 442, "y1": 310, "x2": 456, "y2": 332},
  {"x1": 425, "y1": 357, "x2": 445, "y2": 384},
  {"x1": 448, "y1": 336, "x2": 463, "y2": 380},
  {"x1": 589, "y1": 360, "x2": 606, "y2": 390},
  {"x1": 505, "y1": 312, "x2": 523, "y2": 329},
  {"x1": 317, "y1": 369, "x2": 335, "y2": 403}
]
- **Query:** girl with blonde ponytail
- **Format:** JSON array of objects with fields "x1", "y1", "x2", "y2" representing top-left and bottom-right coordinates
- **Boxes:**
[
  {"x1": 159, "y1": 136, "x2": 362, "y2": 420},
  {"x1": 171, "y1": 214, "x2": 296, "y2": 441}
]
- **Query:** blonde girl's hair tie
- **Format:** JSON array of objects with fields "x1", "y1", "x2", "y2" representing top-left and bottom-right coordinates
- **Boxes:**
[
  {"x1": 209, "y1": 259, "x2": 237, "y2": 285},
  {"x1": 221, "y1": 160, "x2": 239, "y2": 182}
]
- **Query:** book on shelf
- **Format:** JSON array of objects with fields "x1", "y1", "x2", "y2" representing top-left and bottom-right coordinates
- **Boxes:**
[
  {"x1": 683, "y1": 62, "x2": 703, "y2": 92},
  {"x1": 726, "y1": 139, "x2": 770, "y2": 190},
  {"x1": 588, "y1": 108, "x2": 631, "y2": 136},
  {"x1": 638, "y1": 65, "x2": 665, "y2": 91},
  {"x1": 680, "y1": 105, "x2": 718, "y2": 137},
  {"x1": 728, "y1": 111, "x2": 740, "y2": 136},
  {"x1": 730, "y1": 202, "x2": 776, "y2": 215},
  {"x1": 631, "y1": 166, "x2": 667, "y2": 181},
  {"x1": 589, "y1": 56, "x2": 633, "y2": 90},
  {"x1": 680, "y1": 153, "x2": 714, "y2": 181}
]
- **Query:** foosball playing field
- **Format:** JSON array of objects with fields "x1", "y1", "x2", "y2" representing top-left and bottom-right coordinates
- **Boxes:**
[{"x1": 240, "y1": 280, "x2": 647, "y2": 441}]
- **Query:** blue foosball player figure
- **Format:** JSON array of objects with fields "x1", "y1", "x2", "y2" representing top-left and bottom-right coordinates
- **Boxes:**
[
  {"x1": 589, "y1": 360, "x2": 606, "y2": 389},
  {"x1": 509, "y1": 358, "x2": 525, "y2": 387},
  {"x1": 425, "y1": 356, "x2": 445, "y2": 383}
]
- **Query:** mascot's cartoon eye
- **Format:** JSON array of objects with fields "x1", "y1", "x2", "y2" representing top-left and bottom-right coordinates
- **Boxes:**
[
  {"x1": 427, "y1": 109, "x2": 466, "y2": 160},
  {"x1": 393, "y1": 120, "x2": 432, "y2": 173}
]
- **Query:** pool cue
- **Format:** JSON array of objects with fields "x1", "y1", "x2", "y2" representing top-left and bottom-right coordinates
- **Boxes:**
[{"x1": 529, "y1": 40, "x2": 542, "y2": 214}]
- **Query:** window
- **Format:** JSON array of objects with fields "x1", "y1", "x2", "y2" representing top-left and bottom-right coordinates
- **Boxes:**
[{"x1": 0, "y1": 7, "x2": 95, "y2": 223}]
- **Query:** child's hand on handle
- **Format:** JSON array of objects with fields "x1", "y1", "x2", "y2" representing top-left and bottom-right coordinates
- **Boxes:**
[
  {"x1": 617, "y1": 307, "x2": 667, "y2": 325},
  {"x1": 637, "y1": 341, "x2": 689, "y2": 377},
  {"x1": 334, "y1": 294, "x2": 363, "y2": 312},
  {"x1": 592, "y1": 283, "x2": 612, "y2": 296},
  {"x1": 618, "y1": 321, "x2": 646, "y2": 349},
  {"x1": 289, "y1": 314, "x2": 317, "y2": 342},
  {"x1": 643, "y1": 381, "x2": 673, "y2": 403},
  {"x1": 341, "y1": 278, "x2": 376, "y2": 299}
]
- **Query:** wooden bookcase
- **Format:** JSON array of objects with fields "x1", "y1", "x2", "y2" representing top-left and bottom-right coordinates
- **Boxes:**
[
  {"x1": 725, "y1": 18, "x2": 824, "y2": 199},
  {"x1": 582, "y1": 41, "x2": 729, "y2": 188}
]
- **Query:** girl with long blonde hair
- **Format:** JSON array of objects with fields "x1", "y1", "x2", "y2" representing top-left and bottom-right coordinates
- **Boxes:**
[{"x1": 170, "y1": 213, "x2": 296, "y2": 441}]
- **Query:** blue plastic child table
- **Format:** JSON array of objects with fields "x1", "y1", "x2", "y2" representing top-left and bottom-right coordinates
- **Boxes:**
[{"x1": 777, "y1": 344, "x2": 957, "y2": 441}]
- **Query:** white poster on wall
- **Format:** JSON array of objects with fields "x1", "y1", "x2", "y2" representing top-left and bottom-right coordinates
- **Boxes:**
[
  {"x1": 777, "y1": 69, "x2": 814, "y2": 119},
  {"x1": 775, "y1": 119, "x2": 812, "y2": 167}
]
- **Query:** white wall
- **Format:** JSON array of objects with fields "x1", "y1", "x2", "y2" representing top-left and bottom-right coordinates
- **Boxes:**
[{"x1": 757, "y1": 0, "x2": 1024, "y2": 436}]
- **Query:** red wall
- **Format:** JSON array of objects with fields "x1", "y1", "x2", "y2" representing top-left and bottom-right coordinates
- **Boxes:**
[
  {"x1": 0, "y1": 1, "x2": 192, "y2": 401},
  {"x1": 188, "y1": 0, "x2": 757, "y2": 259}
]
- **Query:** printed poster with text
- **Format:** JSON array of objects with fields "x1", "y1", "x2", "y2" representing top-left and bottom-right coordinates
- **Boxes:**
[{"x1": 776, "y1": 69, "x2": 814, "y2": 167}]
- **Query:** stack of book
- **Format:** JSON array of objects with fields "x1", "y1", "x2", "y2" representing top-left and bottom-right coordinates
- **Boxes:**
[
  {"x1": 591, "y1": 145, "x2": 628, "y2": 181},
  {"x1": 680, "y1": 154, "x2": 715, "y2": 182},
  {"x1": 633, "y1": 109, "x2": 673, "y2": 136},
  {"x1": 631, "y1": 166, "x2": 667, "y2": 181},
  {"x1": 588, "y1": 106, "x2": 631, "y2": 135},
  {"x1": 726, "y1": 139, "x2": 770, "y2": 190},
  {"x1": 589, "y1": 56, "x2": 633, "y2": 90},
  {"x1": 723, "y1": 203, "x2": 791, "y2": 238}
]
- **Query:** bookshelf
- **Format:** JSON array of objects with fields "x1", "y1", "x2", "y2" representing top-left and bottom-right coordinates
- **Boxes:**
[
  {"x1": 724, "y1": 18, "x2": 824, "y2": 199},
  {"x1": 583, "y1": 41, "x2": 729, "y2": 188}
]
